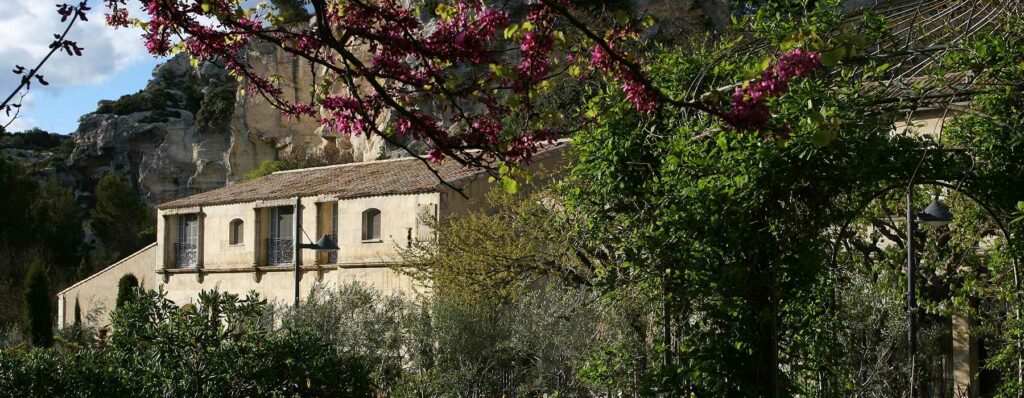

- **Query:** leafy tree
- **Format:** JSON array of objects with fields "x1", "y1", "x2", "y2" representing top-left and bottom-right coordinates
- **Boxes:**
[
  {"x1": 0, "y1": 156, "x2": 38, "y2": 248},
  {"x1": 91, "y1": 172, "x2": 153, "y2": 258},
  {"x1": 33, "y1": 178, "x2": 83, "y2": 272},
  {"x1": 22, "y1": 260, "x2": 52, "y2": 348},
  {"x1": 401, "y1": 184, "x2": 591, "y2": 302},
  {"x1": 115, "y1": 273, "x2": 138, "y2": 309}
]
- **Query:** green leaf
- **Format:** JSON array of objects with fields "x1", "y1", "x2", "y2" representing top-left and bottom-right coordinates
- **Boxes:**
[
  {"x1": 504, "y1": 25, "x2": 518, "y2": 39},
  {"x1": 812, "y1": 129, "x2": 836, "y2": 147},
  {"x1": 820, "y1": 48, "x2": 845, "y2": 67},
  {"x1": 500, "y1": 176, "x2": 519, "y2": 194}
]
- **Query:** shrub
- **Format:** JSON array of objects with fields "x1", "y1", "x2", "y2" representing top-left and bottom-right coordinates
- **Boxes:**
[
  {"x1": 107, "y1": 288, "x2": 373, "y2": 397},
  {"x1": 21, "y1": 260, "x2": 52, "y2": 348},
  {"x1": 0, "y1": 348, "x2": 128, "y2": 397},
  {"x1": 115, "y1": 273, "x2": 138, "y2": 309}
]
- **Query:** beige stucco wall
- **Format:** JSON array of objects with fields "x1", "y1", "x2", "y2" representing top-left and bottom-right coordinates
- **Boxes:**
[
  {"x1": 156, "y1": 192, "x2": 442, "y2": 269},
  {"x1": 160, "y1": 267, "x2": 421, "y2": 307},
  {"x1": 154, "y1": 192, "x2": 440, "y2": 305},
  {"x1": 56, "y1": 243, "x2": 157, "y2": 328}
]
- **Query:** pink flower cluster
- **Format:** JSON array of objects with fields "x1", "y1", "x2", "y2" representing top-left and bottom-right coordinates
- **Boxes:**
[
  {"x1": 106, "y1": 0, "x2": 564, "y2": 167},
  {"x1": 725, "y1": 48, "x2": 822, "y2": 131},
  {"x1": 321, "y1": 95, "x2": 371, "y2": 136},
  {"x1": 514, "y1": 8, "x2": 555, "y2": 86},
  {"x1": 588, "y1": 42, "x2": 659, "y2": 114}
]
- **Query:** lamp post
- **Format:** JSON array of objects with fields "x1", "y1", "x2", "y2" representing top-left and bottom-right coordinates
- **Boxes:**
[
  {"x1": 293, "y1": 195, "x2": 340, "y2": 307},
  {"x1": 907, "y1": 190, "x2": 954, "y2": 398}
]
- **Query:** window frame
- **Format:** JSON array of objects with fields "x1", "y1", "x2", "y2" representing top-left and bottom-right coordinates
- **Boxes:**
[
  {"x1": 361, "y1": 208, "x2": 382, "y2": 242},
  {"x1": 229, "y1": 218, "x2": 244, "y2": 246},
  {"x1": 176, "y1": 213, "x2": 200, "y2": 268}
]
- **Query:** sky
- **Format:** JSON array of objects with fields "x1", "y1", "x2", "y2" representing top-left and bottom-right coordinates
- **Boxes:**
[{"x1": 0, "y1": 0, "x2": 165, "y2": 135}]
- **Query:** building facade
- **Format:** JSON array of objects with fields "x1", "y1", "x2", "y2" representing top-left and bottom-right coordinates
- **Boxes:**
[{"x1": 58, "y1": 144, "x2": 566, "y2": 327}]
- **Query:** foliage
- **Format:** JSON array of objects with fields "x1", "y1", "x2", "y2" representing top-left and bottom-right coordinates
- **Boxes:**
[
  {"x1": 400, "y1": 184, "x2": 590, "y2": 302},
  {"x1": 32, "y1": 178, "x2": 84, "y2": 270},
  {"x1": 0, "y1": 158, "x2": 83, "y2": 331},
  {"x1": 2, "y1": 289, "x2": 374, "y2": 397},
  {"x1": 559, "y1": 2, "x2": 955, "y2": 395},
  {"x1": 106, "y1": 289, "x2": 372, "y2": 397},
  {"x1": 244, "y1": 146, "x2": 344, "y2": 180},
  {"x1": 0, "y1": 348, "x2": 129, "y2": 397},
  {"x1": 0, "y1": 128, "x2": 69, "y2": 151},
  {"x1": 94, "y1": 67, "x2": 203, "y2": 117},
  {"x1": 103, "y1": 0, "x2": 685, "y2": 166},
  {"x1": 195, "y1": 81, "x2": 237, "y2": 134},
  {"x1": 115, "y1": 273, "x2": 138, "y2": 309},
  {"x1": 22, "y1": 260, "x2": 52, "y2": 348},
  {"x1": 269, "y1": 0, "x2": 310, "y2": 26},
  {"x1": 283, "y1": 282, "x2": 653, "y2": 397},
  {"x1": 91, "y1": 172, "x2": 153, "y2": 258}
]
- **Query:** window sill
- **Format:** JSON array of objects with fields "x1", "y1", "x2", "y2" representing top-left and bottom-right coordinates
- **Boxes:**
[
  {"x1": 361, "y1": 239, "x2": 383, "y2": 244},
  {"x1": 228, "y1": 243, "x2": 244, "y2": 247}
]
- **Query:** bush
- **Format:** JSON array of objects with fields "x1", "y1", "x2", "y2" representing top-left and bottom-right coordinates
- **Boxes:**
[
  {"x1": 21, "y1": 260, "x2": 52, "y2": 348},
  {"x1": 115, "y1": 273, "x2": 138, "y2": 309},
  {"x1": 0, "y1": 348, "x2": 128, "y2": 397},
  {"x1": 1, "y1": 289, "x2": 374, "y2": 397},
  {"x1": 107, "y1": 289, "x2": 373, "y2": 397},
  {"x1": 283, "y1": 282, "x2": 647, "y2": 396}
]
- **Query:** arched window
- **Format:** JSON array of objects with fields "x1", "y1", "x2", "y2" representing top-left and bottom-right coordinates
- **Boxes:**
[
  {"x1": 229, "y1": 219, "x2": 244, "y2": 245},
  {"x1": 362, "y1": 208, "x2": 381, "y2": 241}
]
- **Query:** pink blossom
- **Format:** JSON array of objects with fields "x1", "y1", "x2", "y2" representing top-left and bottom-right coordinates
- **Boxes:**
[{"x1": 725, "y1": 48, "x2": 822, "y2": 131}]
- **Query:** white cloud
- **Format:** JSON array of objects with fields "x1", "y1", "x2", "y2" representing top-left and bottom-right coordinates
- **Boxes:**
[
  {"x1": 0, "y1": 91, "x2": 36, "y2": 131},
  {"x1": 0, "y1": 0, "x2": 152, "y2": 96},
  {"x1": 4, "y1": 115, "x2": 39, "y2": 133}
]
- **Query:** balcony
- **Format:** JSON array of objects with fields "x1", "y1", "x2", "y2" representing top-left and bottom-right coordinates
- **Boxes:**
[
  {"x1": 268, "y1": 238, "x2": 294, "y2": 265},
  {"x1": 175, "y1": 242, "x2": 198, "y2": 268}
]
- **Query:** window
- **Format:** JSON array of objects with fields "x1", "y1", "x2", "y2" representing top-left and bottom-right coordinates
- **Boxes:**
[
  {"x1": 362, "y1": 208, "x2": 381, "y2": 241},
  {"x1": 229, "y1": 219, "x2": 244, "y2": 245},
  {"x1": 176, "y1": 214, "x2": 199, "y2": 268},
  {"x1": 329, "y1": 204, "x2": 338, "y2": 263},
  {"x1": 268, "y1": 206, "x2": 294, "y2": 264}
]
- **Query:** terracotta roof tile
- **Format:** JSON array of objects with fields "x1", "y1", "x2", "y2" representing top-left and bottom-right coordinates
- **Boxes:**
[
  {"x1": 157, "y1": 142, "x2": 568, "y2": 209},
  {"x1": 157, "y1": 157, "x2": 482, "y2": 209}
]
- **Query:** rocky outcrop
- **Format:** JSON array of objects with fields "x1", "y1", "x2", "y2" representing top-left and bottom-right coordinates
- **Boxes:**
[{"x1": 67, "y1": 54, "x2": 236, "y2": 206}]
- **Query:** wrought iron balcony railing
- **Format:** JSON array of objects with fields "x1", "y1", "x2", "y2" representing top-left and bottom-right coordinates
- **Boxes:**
[
  {"x1": 268, "y1": 238, "x2": 294, "y2": 265},
  {"x1": 175, "y1": 242, "x2": 198, "y2": 268}
]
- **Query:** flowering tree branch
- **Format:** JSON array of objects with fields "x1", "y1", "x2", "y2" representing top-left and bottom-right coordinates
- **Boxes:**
[
  {"x1": 1, "y1": 1, "x2": 90, "y2": 133},
  {"x1": 102, "y1": 0, "x2": 825, "y2": 167}
]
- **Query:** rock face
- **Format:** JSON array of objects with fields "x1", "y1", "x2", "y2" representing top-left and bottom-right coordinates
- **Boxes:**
[{"x1": 68, "y1": 54, "x2": 236, "y2": 206}]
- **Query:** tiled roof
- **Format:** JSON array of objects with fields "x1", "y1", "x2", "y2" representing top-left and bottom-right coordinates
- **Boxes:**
[
  {"x1": 157, "y1": 142, "x2": 567, "y2": 209},
  {"x1": 157, "y1": 158, "x2": 480, "y2": 209}
]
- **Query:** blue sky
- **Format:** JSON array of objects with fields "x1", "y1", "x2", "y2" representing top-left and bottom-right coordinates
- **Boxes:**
[
  {"x1": 0, "y1": 0, "x2": 161, "y2": 135},
  {"x1": 12, "y1": 57, "x2": 165, "y2": 134}
]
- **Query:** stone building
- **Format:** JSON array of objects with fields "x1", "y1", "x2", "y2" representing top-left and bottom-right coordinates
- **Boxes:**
[{"x1": 58, "y1": 143, "x2": 567, "y2": 327}]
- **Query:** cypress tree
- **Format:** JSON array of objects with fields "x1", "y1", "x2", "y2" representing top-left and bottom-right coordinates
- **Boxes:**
[
  {"x1": 22, "y1": 260, "x2": 53, "y2": 347},
  {"x1": 74, "y1": 298, "x2": 82, "y2": 326},
  {"x1": 116, "y1": 273, "x2": 139, "y2": 309}
]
